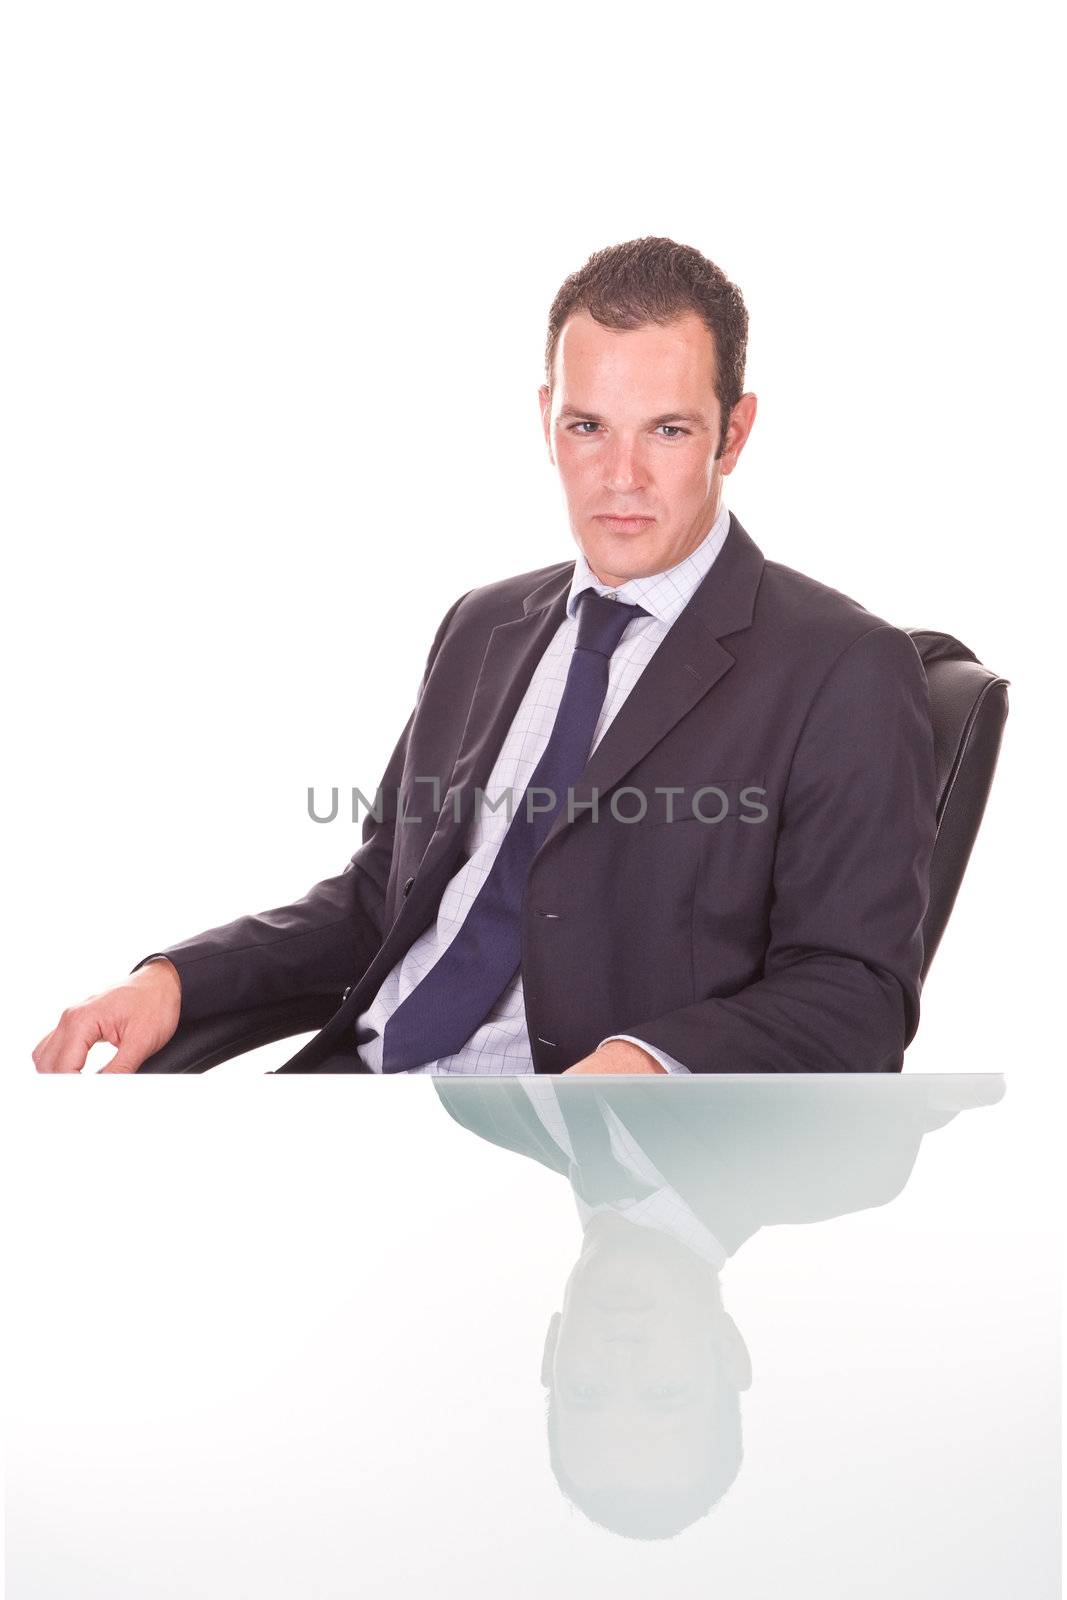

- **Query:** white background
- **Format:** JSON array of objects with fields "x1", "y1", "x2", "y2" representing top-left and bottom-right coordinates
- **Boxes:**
[
  {"x1": 1, "y1": 6, "x2": 1062, "y2": 1587},
  {"x1": 4, "y1": 1, "x2": 1060, "y2": 1084}
]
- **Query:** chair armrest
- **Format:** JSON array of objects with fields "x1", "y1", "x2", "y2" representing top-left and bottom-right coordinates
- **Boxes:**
[{"x1": 138, "y1": 995, "x2": 341, "y2": 1073}]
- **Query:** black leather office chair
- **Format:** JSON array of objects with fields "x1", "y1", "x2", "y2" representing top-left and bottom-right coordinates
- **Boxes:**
[{"x1": 139, "y1": 628, "x2": 1010, "y2": 1073}]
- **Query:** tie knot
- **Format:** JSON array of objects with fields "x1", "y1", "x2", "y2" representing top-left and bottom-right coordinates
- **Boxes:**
[{"x1": 576, "y1": 588, "x2": 649, "y2": 657}]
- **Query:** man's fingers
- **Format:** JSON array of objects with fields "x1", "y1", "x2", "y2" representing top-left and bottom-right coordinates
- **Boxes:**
[
  {"x1": 34, "y1": 974, "x2": 179, "y2": 1075},
  {"x1": 33, "y1": 1008, "x2": 101, "y2": 1074},
  {"x1": 31, "y1": 1029, "x2": 57, "y2": 1073},
  {"x1": 98, "y1": 1034, "x2": 151, "y2": 1074}
]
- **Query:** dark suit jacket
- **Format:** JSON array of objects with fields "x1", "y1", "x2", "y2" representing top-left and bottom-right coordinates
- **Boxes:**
[{"x1": 151, "y1": 514, "x2": 938, "y2": 1073}]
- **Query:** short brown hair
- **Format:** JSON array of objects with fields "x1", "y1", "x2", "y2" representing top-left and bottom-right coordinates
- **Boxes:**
[{"x1": 544, "y1": 237, "x2": 748, "y2": 455}]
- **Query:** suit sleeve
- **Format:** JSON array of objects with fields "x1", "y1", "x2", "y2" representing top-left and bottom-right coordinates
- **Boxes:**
[
  {"x1": 132, "y1": 589, "x2": 471, "y2": 1024},
  {"x1": 629, "y1": 625, "x2": 939, "y2": 1073}
]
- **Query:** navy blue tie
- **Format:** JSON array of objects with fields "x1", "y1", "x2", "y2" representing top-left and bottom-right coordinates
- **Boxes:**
[{"x1": 380, "y1": 588, "x2": 649, "y2": 1072}]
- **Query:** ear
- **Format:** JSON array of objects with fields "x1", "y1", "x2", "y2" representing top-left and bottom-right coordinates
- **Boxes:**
[
  {"x1": 541, "y1": 1310, "x2": 561, "y2": 1387},
  {"x1": 538, "y1": 384, "x2": 555, "y2": 464},
  {"x1": 719, "y1": 1310, "x2": 753, "y2": 1392},
  {"x1": 720, "y1": 391, "x2": 758, "y2": 475}
]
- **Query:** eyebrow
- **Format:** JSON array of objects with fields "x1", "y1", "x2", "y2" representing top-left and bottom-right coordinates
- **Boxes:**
[{"x1": 558, "y1": 405, "x2": 708, "y2": 427}]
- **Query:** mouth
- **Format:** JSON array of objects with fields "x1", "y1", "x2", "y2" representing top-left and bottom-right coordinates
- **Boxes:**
[
  {"x1": 592, "y1": 1289, "x2": 655, "y2": 1313},
  {"x1": 594, "y1": 514, "x2": 656, "y2": 533}
]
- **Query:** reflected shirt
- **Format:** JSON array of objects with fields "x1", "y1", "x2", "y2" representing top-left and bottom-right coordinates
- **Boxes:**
[{"x1": 520, "y1": 1079, "x2": 728, "y2": 1269}]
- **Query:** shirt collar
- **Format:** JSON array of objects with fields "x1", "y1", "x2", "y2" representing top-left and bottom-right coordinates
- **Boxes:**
[
  {"x1": 565, "y1": 500, "x2": 732, "y2": 627},
  {"x1": 576, "y1": 1191, "x2": 728, "y2": 1269}
]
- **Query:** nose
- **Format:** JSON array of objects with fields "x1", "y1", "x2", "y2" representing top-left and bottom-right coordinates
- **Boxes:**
[
  {"x1": 602, "y1": 1332, "x2": 648, "y2": 1374},
  {"x1": 603, "y1": 434, "x2": 644, "y2": 494}
]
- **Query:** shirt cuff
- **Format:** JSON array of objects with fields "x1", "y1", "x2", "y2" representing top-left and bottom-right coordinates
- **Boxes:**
[{"x1": 597, "y1": 1035, "x2": 691, "y2": 1074}]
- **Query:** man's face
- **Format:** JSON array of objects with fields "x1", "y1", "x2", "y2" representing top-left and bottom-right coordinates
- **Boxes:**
[
  {"x1": 539, "y1": 310, "x2": 754, "y2": 587},
  {"x1": 541, "y1": 1211, "x2": 742, "y2": 1496}
]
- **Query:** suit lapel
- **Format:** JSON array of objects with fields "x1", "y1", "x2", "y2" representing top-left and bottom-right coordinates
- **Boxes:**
[
  {"x1": 395, "y1": 574, "x2": 572, "y2": 931},
  {"x1": 541, "y1": 514, "x2": 766, "y2": 851},
  {"x1": 543, "y1": 610, "x2": 736, "y2": 851},
  {"x1": 449, "y1": 579, "x2": 573, "y2": 808}
]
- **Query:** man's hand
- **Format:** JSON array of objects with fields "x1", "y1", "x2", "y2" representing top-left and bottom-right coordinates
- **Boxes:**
[
  {"x1": 32, "y1": 959, "x2": 182, "y2": 1074},
  {"x1": 562, "y1": 1039, "x2": 667, "y2": 1075}
]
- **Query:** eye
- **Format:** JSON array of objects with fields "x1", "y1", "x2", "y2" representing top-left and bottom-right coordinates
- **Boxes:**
[
  {"x1": 656, "y1": 425, "x2": 689, "y2": 439},
  {"x1": 566, "y1": 1381, "x2": 607, "y2": 1405},
  {"x1": 567, "y1": 421, "x2": 601, "y2": 435}
]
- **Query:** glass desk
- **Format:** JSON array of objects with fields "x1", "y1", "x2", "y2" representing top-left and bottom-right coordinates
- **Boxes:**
[{"x1": 4, "y1": 1074, "x2": 1060, "y2": 1597}]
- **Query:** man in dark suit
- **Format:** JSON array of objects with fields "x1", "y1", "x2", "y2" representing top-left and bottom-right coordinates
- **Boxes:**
[{"x1": 33, "y1": 236, "x2": 937, "y2": 1075}]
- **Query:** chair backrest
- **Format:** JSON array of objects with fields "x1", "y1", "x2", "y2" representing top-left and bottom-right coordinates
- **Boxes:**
[{"x1": 906, "y1": 629, "x2": 1009, "y2": 979}]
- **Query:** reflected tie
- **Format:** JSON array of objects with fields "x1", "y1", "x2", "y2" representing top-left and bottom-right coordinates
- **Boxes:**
[
  {"x1": 381, "y1": 588, "x2": 649, "y2": 1073},
  {"x1": 558, "y1": 1087, "x2": 657, "y2": 1206}
]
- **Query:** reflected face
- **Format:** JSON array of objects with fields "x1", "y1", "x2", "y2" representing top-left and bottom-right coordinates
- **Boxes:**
[
  {"x1": 538, "y1": 310, "x2": 754, "y2": 588},
  {"x1": 543, "y1": 1211, "x2": 728, "y2": 1492}
]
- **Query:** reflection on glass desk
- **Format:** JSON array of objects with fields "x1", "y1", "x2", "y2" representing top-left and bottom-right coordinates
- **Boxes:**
[{"x1": 5, "y1": 1074, "x2": 1060, "y2": 1598}]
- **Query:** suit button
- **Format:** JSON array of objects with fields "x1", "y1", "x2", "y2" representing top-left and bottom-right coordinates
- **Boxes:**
[
  {"x1": 403, "y1": 876, "x2": 415, "y2": 896},
  {"x1": 341, "y1": 985, "x2": 352, "y2": 1003}
]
